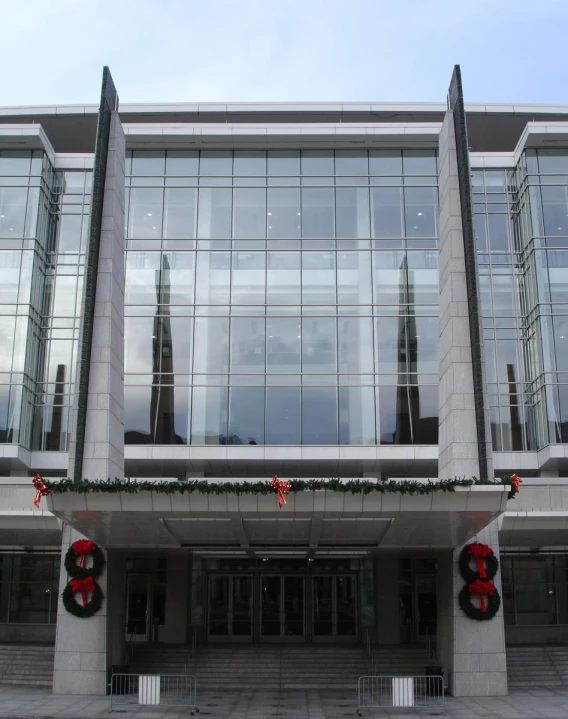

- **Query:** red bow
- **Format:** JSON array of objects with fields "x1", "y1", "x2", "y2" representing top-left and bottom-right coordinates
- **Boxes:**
[
  {"x1": 32, "y1": 474, "x2": 50, "y2": 508},
  {"x1": 468, "y1": 543, "x2": 493, "y2": 579},
  {"x1": 72, "y1": 540, "x2": 98, "y2": 568},
  {"x1": 69, "y1": 577, "x2": 96, "y2": 607},
  {"x1": 510, "y1": 474, "x2": 522, "y2": 492},
  {"x1": 469, "y1": 578, "x2": 496, "y2": 613},
  {"x1": 271, "y1": 476, "x2": 291, "y2": 508}
]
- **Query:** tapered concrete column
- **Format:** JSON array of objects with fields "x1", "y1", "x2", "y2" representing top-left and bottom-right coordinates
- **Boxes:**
[
  {"x1": 53, "y1": 526, "x2": 108, "y2": 694},
  {"x1": 80, "y1": 112, "x2": 125, "y2": 479},
  {"x1": 54, "y1": 68, "x2": 125, "y2": 695},
  {"x1": 436, "y1": 521, "x2": 507, "y2": 696},
  {"x1": 437, "y1": 110, "x2": 480, "y2": 480}
]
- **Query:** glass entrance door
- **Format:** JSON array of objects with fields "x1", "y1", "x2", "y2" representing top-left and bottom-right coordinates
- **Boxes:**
[
  {"x1": 413, "y1": 575, "x2": 436, "y2": 643},
  {"x1": 126, "y1": 573, "x2": 151, "y2": 642},
  {"x1": 313, "y1": 575, "x2": 357, "y2": 641},
  {"x1": 208, "y1": 574, "x2": 253, "y2": 642},
  {"x1": 260, "y1": 575, "x2": 304, "y2": 641}
]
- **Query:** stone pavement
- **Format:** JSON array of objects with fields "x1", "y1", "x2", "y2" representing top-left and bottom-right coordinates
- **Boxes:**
[{"x1": 1, "y1": 685, "x2": 568, "y2": 718}]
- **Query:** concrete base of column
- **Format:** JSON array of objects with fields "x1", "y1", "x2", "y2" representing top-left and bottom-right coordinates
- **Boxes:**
[
  {"x1": 436, "y1": 521, "x2": 508, "y2": 696},
  {"x1": 53, "y1": 526, "x2": 107, "y2": 695}
]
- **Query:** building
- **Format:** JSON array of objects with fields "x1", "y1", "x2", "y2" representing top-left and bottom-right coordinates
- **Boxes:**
[{"x1": 0, "y1": 65, "x2": 567, "y2": 698}]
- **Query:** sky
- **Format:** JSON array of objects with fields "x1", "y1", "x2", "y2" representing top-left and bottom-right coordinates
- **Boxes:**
[{"x1": 2, "y1": 0, "x2": 568, "y2": 107}]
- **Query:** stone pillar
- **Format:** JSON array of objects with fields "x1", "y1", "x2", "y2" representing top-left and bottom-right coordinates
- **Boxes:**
[
  {"x1": 436, "y1": 521, "x2": 507, "y2": 696},
  {"x1": 80, "y1": 112, "x2": 125, "y2": 480},
  {"x1": 436, "y1": 71, "x2": 505, "y2": 695},
  {"x1": 437, "y1": 109, "x2": 480, "y2": 480},
  {"x1": 53, "y1": 526, "x2": 108, "y2": 694},
  {"x1": 54, "y1": 78, "x2": 125, "y2": 694}
]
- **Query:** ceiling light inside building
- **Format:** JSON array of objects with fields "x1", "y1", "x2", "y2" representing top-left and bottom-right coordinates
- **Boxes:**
[{"x1": 147, "y1": 213, "x2": 152, "y2": 217}]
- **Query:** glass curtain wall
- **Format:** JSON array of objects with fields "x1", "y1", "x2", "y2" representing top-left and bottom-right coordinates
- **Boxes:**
[
  {"x1": 31, "y1": 170, "x2": 92, "y2": 451},
  {"x1": 124, "y1": 149, "x2": 439, "y2": 446},
  {"x1": 473, "y1": 169, "x2": 529, "y2": 451},
  {"x1": 0, "y1": 151, "x2": 57, "y2": 449},
  {"x1": 508, "y1": 150, "x2": 568, "y2": 449}
]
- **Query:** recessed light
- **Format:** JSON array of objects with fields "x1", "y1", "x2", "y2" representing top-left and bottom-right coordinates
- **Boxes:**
[
  {"x1": 267, "y1": 212, "x2": 272, "y2": 216},
  {"x1": 9, "y1": 228, "x2": 13, "y2": 232},
  {"x1": 147, "y1": 213, "x2": 152, "y2": 217},
  {"x1": 417, "y1": 212, "x2": 423, "y2": 216},
  {"x1": 268, "y1": 226, "x2": 272, "y2": 230},
  {"x1": 297, "y1": 335, "x2": 301, "y2": 338},
  {"x1": 0, "y1": 215, "x2": 4, "y2": 218},
  {"x1": 297, "y1": 212, "x2": 301, "y2": 216}
]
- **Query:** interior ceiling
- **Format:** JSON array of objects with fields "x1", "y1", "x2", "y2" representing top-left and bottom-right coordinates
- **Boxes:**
[{"x1": 1, "y1": 108, "x2": 567, "y2": 154}]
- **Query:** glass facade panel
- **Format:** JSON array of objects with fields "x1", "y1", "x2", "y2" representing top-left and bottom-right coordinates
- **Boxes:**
[{"x1": 121, "y1": 149, "x2": 439, "y2": 446}]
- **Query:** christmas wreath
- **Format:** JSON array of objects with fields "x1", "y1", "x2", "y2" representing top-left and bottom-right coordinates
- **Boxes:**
[
  {"x1": 62, "y1": 540, "x2": 104, "y2": 618},
  {"x1": 458, "y1": 542, "x2": 499, "y2": 583},
  {"x1": 458, "y1": 542, "x2": 501, "y2": 621}
]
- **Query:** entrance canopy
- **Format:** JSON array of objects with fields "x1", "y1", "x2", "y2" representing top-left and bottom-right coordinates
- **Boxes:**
[{"x1": 47, "y1": 480, "x2": 508, "y2": 553}]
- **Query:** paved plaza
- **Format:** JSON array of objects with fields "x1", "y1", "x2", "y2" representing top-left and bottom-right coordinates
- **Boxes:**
[{"x1": 1, "y1": 685, "x2": 568, "y2": 719}]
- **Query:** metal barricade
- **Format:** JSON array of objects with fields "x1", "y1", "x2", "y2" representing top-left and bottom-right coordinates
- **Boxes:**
[
  {"x1": 357, "y1": 675, "x2": 443, "y2": 715},
  {"x1": 110, "y1": 673, "x2": 199, "y2": 715}
]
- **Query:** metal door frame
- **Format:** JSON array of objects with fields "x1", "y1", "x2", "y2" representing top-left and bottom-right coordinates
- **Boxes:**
[
  {"x1": 207, "y1": 573, "x2": 253, "y2": 643},
  {"x1": 125, "y1": 572, "x2": 152, "y2": 643},
  {"x1": 259, "y1": 574, "x2": 305, "y2": 643},
  {"x1": 312, "y1": 573, "x2": 358, "y2": 643}
]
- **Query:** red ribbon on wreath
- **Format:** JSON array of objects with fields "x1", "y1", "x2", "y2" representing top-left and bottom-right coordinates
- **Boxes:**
[
  {"x1": 468, "y1": 543, "x2": 493, "y2": 579},
  {"x1": 72, "y1": 540, "x2": 98, "y2": 568},
  {"x1": 271, "y1": 476, "x2": 291, "y2": 508},
  {"x1": 69, "y1": 577, "x2": 97, "y2": 607},
  {"x1": 469, "y1": 578, "x2": 497, "y2": 613},
  {"x1": 32, "y1": 474, "x2": 51, "y2": 508}
]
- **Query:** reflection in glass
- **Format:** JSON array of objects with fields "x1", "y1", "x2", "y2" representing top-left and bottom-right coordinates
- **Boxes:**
[
  {"x1": 233, "y1": 188, "x2": 266, "y2": 239},
  {"x1": 339, "y1": 387, "x2": 375, "y2": 444},
  {"x1": 164, "y1": 188, "x2": 197, "y2": 239},
  {"x1": 301, "y1": 188, "x2": 334, "y2": 240},
  {"x1": 265, "y1": 387, "x2": 301, "y2": 444},
  {"x1": 191, "y1": 386, "x2": 229, "y2": 444},
  {"x1": 267, "y1": 188, "x2": 301, "y2": 239},
  {"x1": 371, "y1": 187, "x2": 403, "y2": 238},
  {"x1": 302, "y1": 387, "x2": 338, "y2": 444},
  {"x1": 197, "y1": 188, "x2": 232, "y2": 238},
  {"x1": 228, "y1": 386, "x2": 264, "y2": 445},
  {"x1": 336, "y1": 188, "x2": 370, "y2": 239},
  {"x1": 129, "y1": 188, "x2": 163, "y2": 238}
]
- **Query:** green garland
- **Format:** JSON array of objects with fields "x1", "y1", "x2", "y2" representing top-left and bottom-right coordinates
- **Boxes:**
[{"x1": 43, "y1": 476, "x2": 516, "y2": 497}]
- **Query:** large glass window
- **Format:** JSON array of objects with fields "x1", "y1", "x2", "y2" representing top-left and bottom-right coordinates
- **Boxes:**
[
  {"x1": 123, "y1": 149, "x2": 440, "y2": 446},
  {"x1": 0, "y1": 554, "x2": 60, "y2": 624}
]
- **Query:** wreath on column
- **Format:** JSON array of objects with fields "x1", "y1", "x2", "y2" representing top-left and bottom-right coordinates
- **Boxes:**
[
  {"x1": 62, "y1": 540, "x2": 105, "y2": 618},
  {"x1": 458, "y1": 542, "x2": 501, "y2": 621}
]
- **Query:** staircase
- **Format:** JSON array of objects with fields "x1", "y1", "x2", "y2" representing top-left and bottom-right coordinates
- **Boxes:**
[
  {"x1": 0, "y1": 643, "x2": 54, "y2": 687},
  {"x1": 131, "y1": 644, "x2": 367, "y2": 690},
  {"x1": 507, "y1": 646, "x2": 568, "y2": 688},
  {"x1": 372, "y1": 645, "x2": 436, "y2": 676}
]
